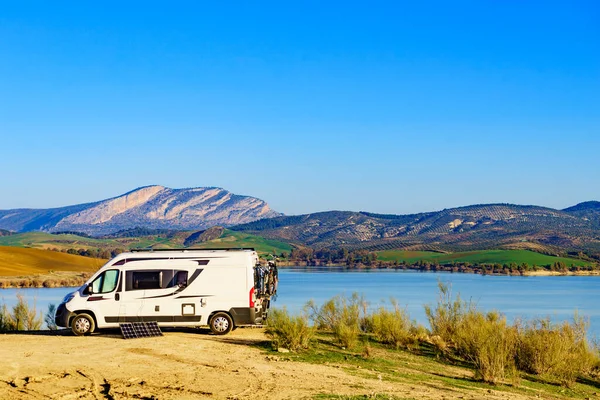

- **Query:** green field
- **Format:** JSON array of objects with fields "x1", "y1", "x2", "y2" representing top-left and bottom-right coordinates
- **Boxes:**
[
  {"x1": 0, "y1": 231, "x2": 147, "y2": 250},
  {"x1": 0, "y1": 229, "x2": 292, "y2": 256},
  {"x1": 376, "y1": 249, "x2": 593, "y2": 267},
  {"x1": 189, "y1": 229, "x2": 292, "y2": 255}
]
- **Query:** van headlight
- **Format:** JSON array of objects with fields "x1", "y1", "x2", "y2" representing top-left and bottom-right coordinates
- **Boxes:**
[{"x1": 62, "y1": 292, "x2": 75, "y2": 303}]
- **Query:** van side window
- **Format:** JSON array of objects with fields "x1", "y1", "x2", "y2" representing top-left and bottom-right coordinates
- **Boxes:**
[
  {"x1": 91, "y1": 270, "x2": 119, "y2": 294},
  {"x1": 165, "y1": 271, "x2": 188, "y2": 288},
  {"x1": 125, "y1": 270, "x2": 190, "y2": 291},
  {"x1": 127, "y1": 271, "x2": 162, "y2": 290}
]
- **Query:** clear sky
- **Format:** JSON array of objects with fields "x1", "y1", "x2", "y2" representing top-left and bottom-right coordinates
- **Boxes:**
[{"x1": 1, "y1": 1, "x2": 598, "y2": 215}]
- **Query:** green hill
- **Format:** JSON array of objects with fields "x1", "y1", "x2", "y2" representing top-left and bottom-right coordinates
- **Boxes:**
[
  {"x1": 376, "y1": 249, "x2": 594, "y2": 267},
  {"x1": 186, "y1": 229, "x2": 292, "y2": 255},
  {"x1": 0, "y1": 232, "x2": 111, "y2": 249},
  {"x1": 232, "y1": 203, "x2": 600, "y2": 258},
  {"x1": 0, "y1": 229, "x2": 292, "y2": 257}
]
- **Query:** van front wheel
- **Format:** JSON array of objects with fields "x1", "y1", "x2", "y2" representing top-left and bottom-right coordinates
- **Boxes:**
[
  {"x1": 209, "y1": 312, "x2": 233, "y2": 335},
  {"x1": 71, "y1": 313, "x2": 95, "y2": 336}
]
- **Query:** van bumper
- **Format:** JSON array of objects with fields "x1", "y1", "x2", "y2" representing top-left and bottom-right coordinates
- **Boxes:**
[
  {"x1": 229, "y1": 307, "x2": 263, "y2": 326},
  {"x1": 55, "y1": 303, "x2": 74, "y2": 328}
]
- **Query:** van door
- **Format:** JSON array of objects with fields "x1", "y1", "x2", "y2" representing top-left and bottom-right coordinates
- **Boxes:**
[
  {"x1": 137, "y1": 268, "x2": 202, "y2": 325},
  {"x1": 85, "y1": 269, "x2": 121, "y2": 327},
  {"x1": 116, "y1": 263, "x2": 202, "y2": 326}
]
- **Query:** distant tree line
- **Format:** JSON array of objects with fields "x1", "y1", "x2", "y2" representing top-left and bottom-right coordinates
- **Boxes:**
[
  {"x1": 48, "y1": 247, "x2": 126, "y2": 259},
  {"x1": 276, "y1": 248, "x2": 600, "y2": 273},
  {"x1": 51, "y1": 231, "x2": 93, "y2": 238},
  {"x1": 231, "y1": 215, "x2": 305, "y2": 231},
  {"x1": 101, "y1": 227, "x2": 176, "y2": 238}
]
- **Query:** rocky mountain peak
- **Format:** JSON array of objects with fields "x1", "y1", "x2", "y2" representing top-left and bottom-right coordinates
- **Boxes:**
[{"x1": 0, "y1": 186, "x2": 281, "y2": 235}]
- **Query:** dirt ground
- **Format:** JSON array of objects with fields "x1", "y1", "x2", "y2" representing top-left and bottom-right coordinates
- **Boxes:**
[{"x1": 0, "y1": 328, "x2": 546, "y2": 400}]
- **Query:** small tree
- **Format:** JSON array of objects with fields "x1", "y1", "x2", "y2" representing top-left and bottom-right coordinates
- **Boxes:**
[
  {"x1": 4, "y1": 294, "x2": 43, "y2": 330},
  {"x1": 45, "y1": 304, "x2": 58, "y2": 330}
]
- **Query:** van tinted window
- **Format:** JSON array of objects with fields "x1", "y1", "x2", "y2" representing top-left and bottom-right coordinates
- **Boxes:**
[
  {"x1": 129, "y1": 271, "x2": 161, "y2": 290},
  {"x1": 126, "y1": 270, "x2": 190, "y2": 291}
]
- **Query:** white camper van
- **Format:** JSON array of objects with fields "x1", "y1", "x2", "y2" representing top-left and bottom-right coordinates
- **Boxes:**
[{"x1": 55, "y1": 248, "x2": 278, "y2": 336}]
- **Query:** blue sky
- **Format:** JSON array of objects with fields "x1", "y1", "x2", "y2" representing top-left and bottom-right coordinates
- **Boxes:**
[{"x1": 1, "y1": 1, "x2": 598, "y2": 215}]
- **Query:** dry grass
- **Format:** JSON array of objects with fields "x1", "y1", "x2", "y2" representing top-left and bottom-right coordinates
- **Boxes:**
[
  {"x1": 0, "y1": 246, "x2": 105, "y2": 277},
  {"x1": 269, "y1": 289, "x2": 600, "y2": 389}
]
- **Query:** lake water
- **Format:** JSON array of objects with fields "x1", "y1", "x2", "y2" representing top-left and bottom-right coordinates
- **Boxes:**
[{"x1": 1, "y1": 268, "x2": 599, "y2": 338}]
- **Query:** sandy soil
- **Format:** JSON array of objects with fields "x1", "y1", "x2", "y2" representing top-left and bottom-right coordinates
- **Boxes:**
[{"x1": 0, "y1": 328, "x2": 542, "y2": 400}]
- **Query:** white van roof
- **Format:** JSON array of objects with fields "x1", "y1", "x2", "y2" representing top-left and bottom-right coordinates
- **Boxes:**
[{"x1": 98, "y1": 248, "x2": 259, "y2": 270}]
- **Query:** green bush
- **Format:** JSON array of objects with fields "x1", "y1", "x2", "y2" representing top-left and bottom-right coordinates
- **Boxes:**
[
  {"x1": 0, "y1": 294, "x2": 43, "y2": 331},
  {"x1": 306, "y1": 293, "x2": 364, "y2": 349},
  {"x1": 369, "y1": 299, "x2": 416, "y2": 349},
  {"x1": 454, "y1": 310, "x2": 518, "y2": 384},
  {"x1": 425, "y1": 282, "x2": 517, "y2": 383},
  {"x1": 265, "y1": 308, "x2": 315, "y2": 352},
  {"x1": 45, "y1": 304, "x2": 57, "y2": 330},
  {"x1": 0, "y1": 303, "x2": 9, "y2": 332},
  {"x1": 424, "y1": 281, "x2": 476, "y2": 347},
  {"x1": 516, "y1": 315, "x2": 596, "y2": 386}
]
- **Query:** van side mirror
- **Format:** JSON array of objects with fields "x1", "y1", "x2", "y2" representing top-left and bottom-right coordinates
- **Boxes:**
[{"x1": 84, "y1": 284, "x2": 93, "y2": 295}]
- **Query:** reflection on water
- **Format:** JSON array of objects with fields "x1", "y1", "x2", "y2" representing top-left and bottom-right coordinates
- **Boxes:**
[{"x1": 1, "y1": 269, "x2": 599, "y2": 338}]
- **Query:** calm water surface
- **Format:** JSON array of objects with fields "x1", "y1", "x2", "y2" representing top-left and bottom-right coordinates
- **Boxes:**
[{"x1": 1, "y1": 268, "x2": 599, "y2": 337}]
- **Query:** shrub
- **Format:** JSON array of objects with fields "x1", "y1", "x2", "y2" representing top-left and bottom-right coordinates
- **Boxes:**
[
  {"x1": 429, "y1": 335, "x2": 450, "y2": 358},
  {"x1": 425, "y1": 282, "x2": 517, "y2": 383},
  {"x1": 0, "y1": 303, "x2": 9, "y2": 332},
  {"x1": 362, "y1": 338, "x2": 373, "y2": 359},
  {"x1": 454, "y1": 310, "x2": 518, "y2": 384},
  {"x1": 306, "y1": 293, "x2": 364, "y2": 349},
  {"x1": 45, "y1": 304, "x2": 57, "y2": 330},
  {"x1": 516, "y1": 315, "x2": 596, "y2": 386},
  {"x1": 424, "y1": 281, "x2": 476, "y2": 348},
  {"x1": 1, "y1": 294, "x2": 43, "y2": 331},
  {"x1": 265, "y1": 308, "x2": 314, "y2": 351},
  {"x1": 369, "y1": 299, "x2": 416, "y2": 349}
]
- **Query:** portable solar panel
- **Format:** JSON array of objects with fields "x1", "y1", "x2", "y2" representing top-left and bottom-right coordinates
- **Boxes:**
[
  {"x1": 145, "y1": 321, "x2": 163, "y2": 336},
  {"x1": 120, "y1": 322, "x2": 163, "y2": 339},
  {"x1": 120, "y1": 323, "x2": 137, "y2": 339},
  {"x1": 132, "y1": 322, "x2": 148, "y2": 338}
]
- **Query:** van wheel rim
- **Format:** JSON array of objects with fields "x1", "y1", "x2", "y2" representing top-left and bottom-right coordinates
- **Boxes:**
[
  {"x1": 75, "y1": 318, "x2": 90, "y2": 333},
  {"x1": 213, "y1": 317, "x2": 229, "y2": 332}
]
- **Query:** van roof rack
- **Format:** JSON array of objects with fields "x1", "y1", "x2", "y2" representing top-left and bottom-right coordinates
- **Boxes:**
[{"x1": 130, "y1": 247, "x2": 256, "y2": 252}]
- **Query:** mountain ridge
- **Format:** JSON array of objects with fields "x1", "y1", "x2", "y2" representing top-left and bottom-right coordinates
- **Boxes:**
[
  {"x1": 0, "y1": 185, "x2": 281, "y2": 235},
  {"x1": 231, "y1": 201, "x2": 600, "y2": 254}
]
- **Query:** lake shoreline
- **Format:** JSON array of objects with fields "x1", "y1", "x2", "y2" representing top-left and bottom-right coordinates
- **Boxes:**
[
  {"x1": 0, "y1": 271, "x2": 91, "y2": 289},
  {"x1": 1, "y1": 264, "x2": 599, "y2": 289},
  {"x1": 277, "y1": 261, "x2": 600, "y2": 276}
]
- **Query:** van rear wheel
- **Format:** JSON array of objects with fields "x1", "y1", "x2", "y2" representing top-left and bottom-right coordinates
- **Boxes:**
[
  {"x1": 209, "y1": 312, "x2": 233, "y2": 335},
  {"x1": 71, "y1": 313, "x2": 95, "y2": 336}
]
